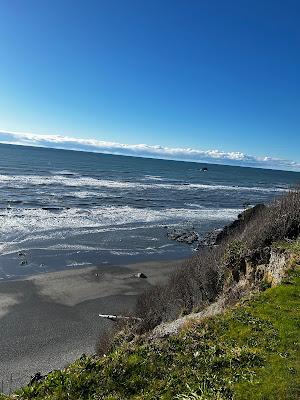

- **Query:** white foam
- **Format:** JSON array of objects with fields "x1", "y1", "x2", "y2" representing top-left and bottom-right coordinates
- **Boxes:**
[
  {"x1": 50, "y1": 170, "x2": 78, "y2": 176},
  {"x1": 66, "y1": 190, "x2": 110, "y2": 199},
  {"x1": 142, "y1": 175, "x2": 167, "y2": 181},
  {"x1": 66, "y1": 262, "x2": 93, "y2": 267},
  {"x1": 0, "y1": 174, "x2": 288, "y2": 193},
  {"x1": 110, "y1": 250, "x2": 141, "y2": 256},
  {"x1": 0, "y1": 205, "x2": 243, "y2": 252}
]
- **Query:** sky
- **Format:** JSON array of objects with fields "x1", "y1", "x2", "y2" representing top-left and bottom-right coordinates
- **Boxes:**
[{"x1": 0, "y1": 0, "x2": 299, "y2": 170}]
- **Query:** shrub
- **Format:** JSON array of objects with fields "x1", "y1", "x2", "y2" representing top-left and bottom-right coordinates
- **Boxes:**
[
  {"x1": 134, "y1": 189, "x2": 300, "y2": 334},
  {"x1": 135, "y1": 246, "x2": 225, "y2": 333},
  {"x1": 96, "y1": 310, "x2": 136, "y2": 356},
  {"x1": 240, "y1": 189, "x2": 300, "y2": 249}
]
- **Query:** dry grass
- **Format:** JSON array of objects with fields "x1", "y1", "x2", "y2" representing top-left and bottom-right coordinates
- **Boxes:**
[
  {"x1": 135, "y1": 245, "x2": 225, "y2": 333},
  {"x1": 134, "y1": 189, "x2": 300, "y2": 334},
  {"x1": 242, "y1": 189, "x2": 300, "y2": 248}
]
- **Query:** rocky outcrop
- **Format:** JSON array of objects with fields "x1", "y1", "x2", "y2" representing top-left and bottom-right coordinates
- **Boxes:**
[
  {"x1": 150, "y1": 246, "x2": 294, "y2": 340},
  {"x1": 226, "y1": 246, "x2": 293, "y2": 288},
  {"x1": 246, "y1": 247, "x2": 292, "y2": 286},
  {"x1": 167, "y1": 228, "x2": 199, "y2": 245}
]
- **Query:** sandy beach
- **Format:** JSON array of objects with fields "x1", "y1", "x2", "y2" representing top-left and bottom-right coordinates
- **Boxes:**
[{"x1": 0, "y1": 259, "x2": 183, "y2": 392}]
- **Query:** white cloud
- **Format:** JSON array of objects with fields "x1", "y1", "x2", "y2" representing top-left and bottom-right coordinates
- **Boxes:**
[{"x1": 0, "y1": 130, "x2": 299, "y2": 171}]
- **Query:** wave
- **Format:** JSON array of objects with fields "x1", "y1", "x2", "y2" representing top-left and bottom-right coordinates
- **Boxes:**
[
  {"x1": 50, "y1": 170, "x2": 79, "y2": 176},
  {"x1": 0, "y1": 174, "x2": 289, "y2": 193},
  {"x1": 66, "y1": 261, "x2": 93, "y2": 267},
  {"x1": 142, "y1": 175, "x2": 168, "y2": 181},
  {"x1": 0, "y1": 205, "x2": 243, "y2": 245}
]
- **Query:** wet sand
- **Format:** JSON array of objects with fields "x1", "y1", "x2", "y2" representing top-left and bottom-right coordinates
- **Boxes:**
[{"x1": 0, "y1": 259, "x2": 183, "y2": 392}]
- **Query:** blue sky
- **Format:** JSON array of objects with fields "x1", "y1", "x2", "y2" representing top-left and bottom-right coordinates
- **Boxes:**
[{"x1": 0, "y1": 0, "x2": 299, "y2": 169}]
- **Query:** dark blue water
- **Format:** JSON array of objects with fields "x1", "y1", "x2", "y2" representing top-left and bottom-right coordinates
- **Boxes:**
[{"x1": 0, "y1": 143, "x2": 299, "y2": 279}]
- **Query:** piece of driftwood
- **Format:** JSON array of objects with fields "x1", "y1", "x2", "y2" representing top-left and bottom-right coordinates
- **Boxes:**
[{"x1": 98, "y1": 314, "x2": 142, "y2": 322}]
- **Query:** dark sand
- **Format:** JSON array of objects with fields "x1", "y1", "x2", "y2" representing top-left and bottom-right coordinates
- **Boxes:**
[{"x1": 0, "y1": 259, "x2": 183, "y2": 392}]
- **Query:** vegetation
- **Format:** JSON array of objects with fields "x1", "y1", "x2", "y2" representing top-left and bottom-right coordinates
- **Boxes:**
[
  {"x1": 134, "y1": 189, "x2": 300, "y2": 335},
  {"x1": 1, "y1": 190, "x2": 300, "y2": 399},
  {"x1": 1, "y1": 251, "x2": 299, "y2": 400}
]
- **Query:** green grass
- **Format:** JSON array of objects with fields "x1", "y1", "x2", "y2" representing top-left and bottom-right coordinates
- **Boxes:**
[
  {"x1": 1, "y1": 265, "x2": 299, "y2": 400},
  {"x1": 273, "y1": 239, "x2": 300, "y2": 254}
]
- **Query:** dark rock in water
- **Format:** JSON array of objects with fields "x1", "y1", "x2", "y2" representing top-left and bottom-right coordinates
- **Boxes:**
[
  {"x1": 167, "y1": 229, "x2": 199, "y2": 245},
  {"x1": 215, "y1": 203, "x2": 266, "y2": 245},
  {"x1": 135, "y1": 272, "x2": 147, "y2": 279},
  {"x1": 201, "y1": 167, "x2": 208, "y2": 171},
  {"x1": 20, "y1": 260, "x2": 28, "y2": 266},
  {"x1": 18, "y1": 251, "x2": 26, "y2": 257}
]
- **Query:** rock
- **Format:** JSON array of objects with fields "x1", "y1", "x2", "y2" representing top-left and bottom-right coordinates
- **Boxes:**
[
  {"x1": 20, "y1": 260, "x2": 28, "y2": 266},
  {"x1": 167, "y1": 229, "x2": 199, "y2": 245},
  {"x1": 201, "y1": 167, "x2": 208, "y2": 171},
  {"x1": 135, "y1": 272, "x2": 147, "y2": 279},
  {"x1": 18, "y1": 251, "x2": 26, "y2": 257}
]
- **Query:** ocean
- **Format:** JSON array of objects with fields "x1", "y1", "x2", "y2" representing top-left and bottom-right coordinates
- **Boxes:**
[{"x1": 0, "y1": 143, "x2": 299, "y2": 279}]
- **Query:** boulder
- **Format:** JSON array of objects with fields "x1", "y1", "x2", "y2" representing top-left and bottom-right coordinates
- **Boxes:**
[{"x1": 135, "y1": 272, "x2": 147, "y2": 279}]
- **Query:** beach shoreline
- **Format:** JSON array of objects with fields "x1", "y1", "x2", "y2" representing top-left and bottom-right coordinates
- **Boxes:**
[{"x1": 0, "y1": 258, "x2": 184, "y2": 392}]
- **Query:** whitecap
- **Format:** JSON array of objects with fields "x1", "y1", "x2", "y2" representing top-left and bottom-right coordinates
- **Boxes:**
[
  {"x1": 0, "y1": 205, "x2": 243, "y2": 252},
  {"x1": 0, "y1": 173, "x2": 288, "y2": 193}
]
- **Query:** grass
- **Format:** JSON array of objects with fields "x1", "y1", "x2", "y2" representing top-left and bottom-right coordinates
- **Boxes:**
[
  {"x1": 274, "y1": 239, "x2": 300, "y2": 253},
  {"x1": 134, "y1": 189, "x2": 300, "y2": 334},
  {"x1": 1, "y1": 258, "x2": 299, "y2": 400}
]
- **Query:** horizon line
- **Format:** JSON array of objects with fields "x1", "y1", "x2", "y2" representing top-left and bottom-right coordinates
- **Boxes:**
[{"x1": 0, "y1": 130, "x2": 300, "y2": 173}]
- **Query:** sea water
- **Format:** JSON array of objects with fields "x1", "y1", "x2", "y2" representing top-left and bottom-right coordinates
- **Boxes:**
[{"x1": 0, "y1": 143, "x2": 299, "y2": 279}]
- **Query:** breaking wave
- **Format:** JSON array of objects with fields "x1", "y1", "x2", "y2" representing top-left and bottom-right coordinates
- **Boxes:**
[
  {"x1": 0, "y1": 205, "x2": 243, "y2": 238},
  {"x1": 0, "y1": 174, "x2": 289, "y2": 193}
]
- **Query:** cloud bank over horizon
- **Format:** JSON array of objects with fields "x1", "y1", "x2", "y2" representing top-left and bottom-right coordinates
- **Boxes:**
[{"x1": 0, "y1": 130, "x2": 299, "y2": 171}]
